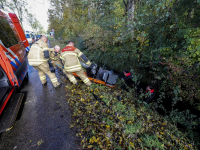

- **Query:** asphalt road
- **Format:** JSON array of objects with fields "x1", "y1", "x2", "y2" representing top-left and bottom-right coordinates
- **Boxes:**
[{"x1": 0, "y1": 64, "x2": 80, "y2": 149}]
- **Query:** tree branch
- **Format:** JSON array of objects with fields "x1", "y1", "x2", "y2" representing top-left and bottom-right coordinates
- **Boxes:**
[
  {"x1": 123, "y1": 0, "x2": 127, "y2": 8},
  {"x1": 123, "y1": 0, "x2": 128, "y2": 14}
]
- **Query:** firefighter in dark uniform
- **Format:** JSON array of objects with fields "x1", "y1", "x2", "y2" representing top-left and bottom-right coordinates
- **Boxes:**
[
  {"x1": 60, "y1": 41, "x2": 92, "y2": 86},
  {"x1": 28, "y1": 36, "x2": 61, "y2": 88}
]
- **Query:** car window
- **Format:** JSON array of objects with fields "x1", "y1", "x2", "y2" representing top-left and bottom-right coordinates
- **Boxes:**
[
  {"x1": 0, "y1": 17, "x2": 18, "y2": 48},
  {"x1": 25, "y1": 34, "x2": 31, "y2": 38}
]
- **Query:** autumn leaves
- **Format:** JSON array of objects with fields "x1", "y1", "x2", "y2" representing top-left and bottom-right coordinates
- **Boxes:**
[{"x1": 65, "y1": 82, "x2": 196, "y2": 149}]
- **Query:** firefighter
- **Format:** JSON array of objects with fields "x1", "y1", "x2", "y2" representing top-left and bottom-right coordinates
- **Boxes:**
[
  {"x1": 60, "y1": 41, "x2": 92, "y2": 86},
  {"x1": 28, "y1": 36, "x2": 61, "y2": 88},
  {"x1": 49, "y1": 45, "x2": 63, "y2": 69},
  {"x1": 49, "y1": 45, "x2": 68, "y2": 76}
]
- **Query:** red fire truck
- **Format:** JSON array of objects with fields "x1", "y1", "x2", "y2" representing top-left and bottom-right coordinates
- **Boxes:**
[{"x1": 0, "y1": 9, "x2": 29, "y2": 132}]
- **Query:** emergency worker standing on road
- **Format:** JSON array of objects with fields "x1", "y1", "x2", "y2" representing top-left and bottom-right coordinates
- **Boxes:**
[
  {"x1": 28, "y1": 36, "x2": 61, "y2": 88},
  {"x1": 60, "y1": 41, "x2": 92, "y2": 86}
]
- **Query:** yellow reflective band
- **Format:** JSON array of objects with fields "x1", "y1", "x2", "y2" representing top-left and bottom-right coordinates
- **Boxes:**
[
  {"x1": 64, "y1": 65, "x2": 81, "y2": 70},
  {"x1": 50, "y1": 57, "x2": 57, "y2": 60},
  {"x1": 29, "y1": 62, "x2": 42, "y2": 65},
  {"x1": 62, "y1": 53, "x2": 77, "y2": 57},
  {"x1": 43, "y1": 47, "x2": 49, "y2": 51},
  {"x1": 60, "y1": 56, "x2": 64, "y2": 60},
  {"x1": 78, "y1": 52, "x2": 83, "y2": 57},
  {"x1": 40, "y1": 76, "x2": 46, "y2": 80},
  {"x1": 40, "y1": 78, "x2": 46, "y2": 80},
  {"x1": 51, "y1": 78, "x2": 57, "y2": 81},
  {"x1": 29, "y1": 59, "x2": 47, "y2": 62},
  {"x1": 65, "y1": 65, "x2": 81, "y2": 69},
  {"x1": 31, "y1": 46, "x2": 43, "y2": 51},
  {"x1": 51, "y1": 78, "x2": 58, "y2": 83},
  {"x1": 83, "y1": 78, "x2": 90, "y2": 83},
  {"x1": 65, "y1": 67, "x2": 82, "y2": 72},
  {"x1": 40, "y1": 78, "x2": 46, "y2": 81},
  {"x1": 69, "y1": 76, "x2": 76, "y2": 82},
  {"x1": 86, "y1": 61, "x2": 91, "y2": 65}
]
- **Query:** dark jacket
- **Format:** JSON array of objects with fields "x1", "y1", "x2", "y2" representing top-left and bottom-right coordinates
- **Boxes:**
[{"x1": 124, "y1": 72, "x2": 134, "y2": 88}]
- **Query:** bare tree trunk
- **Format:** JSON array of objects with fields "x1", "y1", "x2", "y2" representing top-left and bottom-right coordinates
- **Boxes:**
[
  {"x1": 127, "y1": 0, "x2": 134, "y2": 21},
  {"x1": 88, "y1": 2, "x2": 95, "y2": 21},
  {"x1": 123, "y1": 0, "x2": 135, "y2": 37},
  {"x1": 88, "y1": 7, "x2": 91, "y2": 20},
  {"x1": 123, "y1": 0, "x2": 135, "y2": 21}
]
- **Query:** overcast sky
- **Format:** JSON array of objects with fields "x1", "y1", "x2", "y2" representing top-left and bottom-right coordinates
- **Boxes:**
[{"x1": 23, "y1": 0, "x2": 50, "y2": 32}]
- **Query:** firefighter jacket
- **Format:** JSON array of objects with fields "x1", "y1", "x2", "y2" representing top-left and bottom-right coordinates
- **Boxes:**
[
  {"x1": 49, "y1": 49, "x2": 64, "y2": 69},
  {"x1": 28, "y1": 39, "x2": 53, "y2": 66},
  {"x1": 60, "y1": 46, "x2": 91, "y2": 72},
  {"x1": 49, "y1": 49, "x2": 61, "y2": 61}
]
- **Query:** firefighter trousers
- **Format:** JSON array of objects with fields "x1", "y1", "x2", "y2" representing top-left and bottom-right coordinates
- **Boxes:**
[
  {"x1": 64, "y1": 68, "x2": 92, "y2": 86},
  {"x1": 34, "y1": 62, "x2": 60, "y2": 88}
]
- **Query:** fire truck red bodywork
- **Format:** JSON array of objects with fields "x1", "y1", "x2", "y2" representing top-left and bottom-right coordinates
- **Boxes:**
[{"x1": 0, "y1": 9, "x2": 29, "y2": 115}]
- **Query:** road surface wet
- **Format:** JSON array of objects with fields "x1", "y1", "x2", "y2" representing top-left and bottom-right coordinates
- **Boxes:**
[{"x1": 0, "y1": 42, "x2": 80, "y2": 150}]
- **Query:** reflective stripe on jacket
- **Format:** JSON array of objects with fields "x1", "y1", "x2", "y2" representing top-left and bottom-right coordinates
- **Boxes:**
[
  {"x1": 49, "y1": 48, "x2": 61, "y2": 61},
  {"x1": 61, "y1": 46, "x2": 91, "y2": 72},
  {"x1": 28, "y1": 39, "x2": 50, "y2": 66}
]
